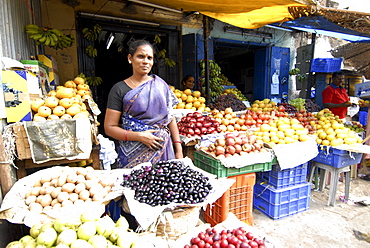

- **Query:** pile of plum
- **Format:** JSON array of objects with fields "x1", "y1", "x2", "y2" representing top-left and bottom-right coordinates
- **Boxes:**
[{"x1": 122, "y1": 161, "x2": 213, "y2": 207}]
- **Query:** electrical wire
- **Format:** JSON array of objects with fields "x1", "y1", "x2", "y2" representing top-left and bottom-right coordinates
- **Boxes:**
[{"x1": 22, "y1": 0, "x2": 42, "y2": 26}]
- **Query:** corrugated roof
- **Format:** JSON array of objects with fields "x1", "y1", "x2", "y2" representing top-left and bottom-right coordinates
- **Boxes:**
[
  {"x1": 288, "y1": 5, "x2": 370, "y2": 34},
  {"x1": 332, "y1": 43, "x2": 370, "y2": 79}
]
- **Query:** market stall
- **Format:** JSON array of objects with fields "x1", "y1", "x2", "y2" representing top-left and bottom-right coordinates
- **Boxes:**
[{"x1": 2, "y1": 88, "x2": 370, "y2": 247}]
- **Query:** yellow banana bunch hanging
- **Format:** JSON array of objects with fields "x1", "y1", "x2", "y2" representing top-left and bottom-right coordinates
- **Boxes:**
[
  {"x1": 85, "y1": 76, "x2": 103, "y2": 86},
  {"x1": 85, "y1": 45, "x2": 98, "y2": 57},
  {"x1": 25, "y1": 24, "x2": 74, "y2": 50},
  {"x1": 82, "y1": 24, "x2": 102, "y2": 41}
]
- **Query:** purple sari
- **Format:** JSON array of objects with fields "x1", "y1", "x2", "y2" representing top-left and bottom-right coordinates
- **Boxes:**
[{"x1": 117, "y1": 75, "x2": 179, "y2": 168}]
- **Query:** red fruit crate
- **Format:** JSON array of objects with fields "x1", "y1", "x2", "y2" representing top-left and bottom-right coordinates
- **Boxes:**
[{"x1": 204, "y1": 173, "x2": 256, "y2": 226}]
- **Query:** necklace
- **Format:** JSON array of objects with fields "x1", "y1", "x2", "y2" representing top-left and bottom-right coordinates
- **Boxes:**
[{"x1": 129, "y1": 77, "x2": 137, "y2": 87}]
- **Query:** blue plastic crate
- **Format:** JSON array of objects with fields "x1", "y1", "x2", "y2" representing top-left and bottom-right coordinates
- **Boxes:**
[
  {"x1": 311, "y1": 58, "x2": 342, "y2": 73},
  {"x1": 359, "y1": 111, "x2": 368, "y2": 127},
  {"x1": 254, "y1": 182, "x2": 311, "y2": 205},
  {"x1": 260, "y1": 163, "x2": 308, "y2": 188},
  {"x1": 312, "y1": 146, "x2": 363, "y2": 168},
  {"x1": 253, "y1": 192, "x2": 310, "y2": 220}
]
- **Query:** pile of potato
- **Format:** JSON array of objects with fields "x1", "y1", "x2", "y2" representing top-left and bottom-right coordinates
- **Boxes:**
[{"x1": 24, "y1": 167, "x2": 114, "y2": 213}]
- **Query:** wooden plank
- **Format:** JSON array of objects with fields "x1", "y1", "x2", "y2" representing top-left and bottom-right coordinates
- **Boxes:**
[
  {"x1": 0, "y1": 133, "x2": 13, "y2": 196},
  {"x1": 91, "y1": 145, "x2": 102, "y2": 170},
  {"x1": 15, "y1": 146, "x2": 101, "y2": 179}
]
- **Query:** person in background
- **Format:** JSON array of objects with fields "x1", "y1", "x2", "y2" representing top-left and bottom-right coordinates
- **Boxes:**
[
  {"x1": 322, "y1": 71, "x2": 356, "y2": 119},
  {"x1": 104, "y1": 39, "x2": 183, "y2": 168},
  {"x1": 181, "y1": 75, "x2": 195, "y2": 90}
]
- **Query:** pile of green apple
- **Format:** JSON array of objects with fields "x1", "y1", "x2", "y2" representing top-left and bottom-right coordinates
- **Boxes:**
[{"x1": 6, "y1": 212, "x2": 140, "y2": 248}]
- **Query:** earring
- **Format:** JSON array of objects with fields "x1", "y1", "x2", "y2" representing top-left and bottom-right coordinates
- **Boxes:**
[{"x1": 129, "y1": 61, "x2": 131, "y2": 64}]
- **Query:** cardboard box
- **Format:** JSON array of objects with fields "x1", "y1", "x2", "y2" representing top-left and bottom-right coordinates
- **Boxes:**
[
  {"x1": 1, "y1": 70, "x2": 33, "y2": 122},
  {"x1": 12, "y1": 119, "x2": 93, "y2": 162},
  {"x1": 37, "y1": 55, "x2": 58, "y2": 73},
  {"x1": 49, "y1": 71, "x2": 59, "y2": 86},
  {"x1": 20, "y1": 60, "x2": 49, "y2": 95}
]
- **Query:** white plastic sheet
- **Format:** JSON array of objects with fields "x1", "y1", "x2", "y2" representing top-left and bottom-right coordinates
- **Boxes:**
[{"x1": 272, "y1": 137, "x2": 319, "y2": 169}]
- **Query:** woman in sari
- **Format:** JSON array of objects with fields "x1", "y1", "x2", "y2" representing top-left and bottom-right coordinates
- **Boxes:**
[{"x1": 104, "y1": 39, "x2": 183, "y2": 168}]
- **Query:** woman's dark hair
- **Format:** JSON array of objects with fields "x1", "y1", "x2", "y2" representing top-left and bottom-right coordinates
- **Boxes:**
[
  {"x1": 332, "y1": 71, "x2": 344, "y2": 79},
  {"x1": 181, "y1": 75, "x2": 194, "y2": 84},
  {"x1": 128, "y1": 39, "x2": 154, "y2": 56}
]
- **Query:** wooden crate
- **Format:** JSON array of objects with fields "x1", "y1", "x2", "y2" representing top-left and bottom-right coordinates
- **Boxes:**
[
  {"x1": 182, "y1": 144, "x2": 196, "y2": 161},
  {"x1": 13, "y1": 124, "x2": 32, "y2": 160}
]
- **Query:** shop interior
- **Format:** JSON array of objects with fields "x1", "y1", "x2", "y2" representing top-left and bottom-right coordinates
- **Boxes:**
[{"x1": 213, "y1": 45, "x2": 255, "y2": 101}]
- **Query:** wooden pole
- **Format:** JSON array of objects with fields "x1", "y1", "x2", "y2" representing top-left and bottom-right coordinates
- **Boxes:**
[
  {"x1": 0, "y1": 133, "x2": 14, "y2": 196},
  {"x1": 306, "y1": 33, "x2": 316, "y2": 99},
  {"x1": 203, "y1": 15, "x2": 210, "y2": 105}
]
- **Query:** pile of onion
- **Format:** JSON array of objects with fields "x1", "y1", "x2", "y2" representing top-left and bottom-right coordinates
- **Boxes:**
[
  {"x1": 200, "y1": 132, "x2": 267, "y2": 159},
  {"x1": 24, "y1": 167, "x2": 114, "y2": 213}
]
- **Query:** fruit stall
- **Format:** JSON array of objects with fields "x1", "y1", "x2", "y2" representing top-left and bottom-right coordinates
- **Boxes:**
[{"x1": 1, "y1": 60, "x2": 370, "y2": 248}]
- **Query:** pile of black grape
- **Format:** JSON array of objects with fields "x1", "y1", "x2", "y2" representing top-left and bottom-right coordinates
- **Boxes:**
[
  {"x1": 121, "y1": 160, "x2": 213, "y2": 207},
  {"x1": 305, "y1": 99, "x2": 322, "y2": 112},
  {"x1": 209, "y1": 94, "x2": 246, "y2": 111}
]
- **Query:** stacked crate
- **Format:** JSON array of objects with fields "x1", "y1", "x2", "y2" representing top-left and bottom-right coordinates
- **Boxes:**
[
  {"x1": 254, "y1": 163, "x2": 311, "y2": 220},
  {"x1": 193, "y1": 151, "x2": 274, "y2": 226}
]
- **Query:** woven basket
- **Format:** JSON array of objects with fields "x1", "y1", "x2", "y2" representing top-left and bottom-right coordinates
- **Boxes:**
[{"x1": 155, "y1": 206, "x2": 201, "y2": 239}]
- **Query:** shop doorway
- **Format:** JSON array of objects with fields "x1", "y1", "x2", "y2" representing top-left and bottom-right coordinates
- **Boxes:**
[
  {"x1": 77, "y1": 17, "x2": 180, "y2": 135},
  {"x1": 213, "y1": 39, "x2": 290, "y2": 102},
  {"x1": 213, "y1": 44, "x2": 256, "y2": 101}
]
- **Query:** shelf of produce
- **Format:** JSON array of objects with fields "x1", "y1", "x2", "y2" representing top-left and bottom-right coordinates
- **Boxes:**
[{"x1": 15, "y1": 145, "x2": 101, "y2": 179}]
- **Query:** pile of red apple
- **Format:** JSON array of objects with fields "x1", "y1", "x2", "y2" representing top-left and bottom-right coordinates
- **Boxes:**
[
  {"x1": 178, "y1": 112, "x2": 220, "y2": 138},
  {"x1": 199, "y1": 132, "x2": 266, "y2": 159},
  {"x1": 293, "y1": 109, "x2": 318, "y2": 134},
  {"x1": 183, "y1": 226, "x2": 266, "y2": 248}
]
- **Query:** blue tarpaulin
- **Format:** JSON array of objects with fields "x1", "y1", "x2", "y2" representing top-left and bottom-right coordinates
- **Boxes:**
[{"x1": 276, "y1": 16, "x2": 370, "y2": 43}]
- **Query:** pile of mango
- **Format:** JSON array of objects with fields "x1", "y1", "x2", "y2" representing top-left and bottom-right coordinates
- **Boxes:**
[{"x1": 170, "y1": 86, "x2": 210, "y2": 112}]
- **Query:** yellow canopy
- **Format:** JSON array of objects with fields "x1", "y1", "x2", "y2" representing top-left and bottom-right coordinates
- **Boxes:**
[{"x1": 141, "y1": 0, "x2": 314, "y2": 29}]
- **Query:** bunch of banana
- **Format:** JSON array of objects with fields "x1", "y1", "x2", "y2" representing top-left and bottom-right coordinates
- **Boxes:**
[
  {"x1": 85, "y1": 45, "x2": 98, "y2": 57},
  {"x1": 82, "y1": 24, "x2": 102, "y2": 41},
  {"x1": 157, "y1": 49, "x2": 166, "y2": 58},
  {"x1": 86, "y1": 76, "x2": 102, "y2": 86},
  {"x1": 154, "y1": 34, "x2": 161, "y2": 44},
  {"x1": 51, "y1": 33, "x2": 75, "y2": 50},
  {"x1": 25, "y1": 24, "x2": 74, "y2": 50},
  {"x1": 164, "y1": 58, "x2": 176, "y2": 67},
  {"x1": 25, "y1": 25, "x2": 56, "y2": 46},
  {"x1": 25, "y1": 24, "x2": 43, "y2": 35}
]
